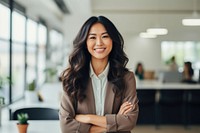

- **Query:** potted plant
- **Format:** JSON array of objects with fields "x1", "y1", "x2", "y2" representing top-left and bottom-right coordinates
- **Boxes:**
[
  {"x1": 0, "y1": 77, "x2": 4, "y2": 106},
  {"x1": 16, "y1": 113, "x2": 29, "y2": 133},
  {"x1": 44, "y1": 67, "x2": 58, "y2": 82},
  {"x1": 0, "y1": 76, "x2": 11, "y2": 89},
  {"x1": 0, "y1": 76, "x2": 10, "y2": 105},
  {"x1": 28, "y1": 79, "x2": 36, "y2": 91},
  {"x1": 0, "y1": 76, "x2": 3, "y2": 90},
  {"x1": 25, "y1": 80, "x2": 38, "y2": 103}
]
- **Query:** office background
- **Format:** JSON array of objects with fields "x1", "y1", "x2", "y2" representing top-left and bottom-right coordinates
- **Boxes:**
[{"x1": 0, "y1": 0, "x2": 200, "y2": 132}]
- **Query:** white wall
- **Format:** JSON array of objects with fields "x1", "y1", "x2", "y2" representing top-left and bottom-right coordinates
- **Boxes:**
[
  {"x1": 124, "y1": 34, "x2": 162, "y2": 71},
  {"x1": 62, "y1": 15, "x2": 91, "y2": 45}
]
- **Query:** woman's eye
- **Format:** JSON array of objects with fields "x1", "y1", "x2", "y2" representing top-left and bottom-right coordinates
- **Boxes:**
[
  {"x1": 102, "y1": 35, "x2": 109, "y2": 38},
  {"x1": 89, "y1": 36, "x2": 96, "y2": 39}
]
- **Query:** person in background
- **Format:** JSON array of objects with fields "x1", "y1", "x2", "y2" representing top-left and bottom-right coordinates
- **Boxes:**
[
  {"x1": 59, "y1": 16, "x2": 139, "y2": 133},
  {"x1": 182, "y1": 61, "x2": 196, "y2": 84},
  {"x1": 169, "y1": 55, "x2": 178, "y2": 71},
  {"x1": 135, "y1": 62, "x2": 144, "y2": 80}
]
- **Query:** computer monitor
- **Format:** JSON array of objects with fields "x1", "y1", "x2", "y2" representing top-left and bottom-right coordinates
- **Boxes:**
[{"x1": 162, "y1": 71, "x2": 182, "y2": 83}]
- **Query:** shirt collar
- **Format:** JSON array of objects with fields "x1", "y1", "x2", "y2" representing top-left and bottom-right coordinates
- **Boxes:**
[{"x1": 90, "y1": 62, "x2": 110, "y2": 78}]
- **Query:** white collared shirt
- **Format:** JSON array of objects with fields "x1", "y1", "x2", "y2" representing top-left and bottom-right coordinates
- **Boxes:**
[{"x1": 89, "y1": 62, "x2": 109, "y2": 116}]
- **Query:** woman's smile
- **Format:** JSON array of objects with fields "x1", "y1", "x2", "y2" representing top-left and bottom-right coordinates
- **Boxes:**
[{"x1": 94, "y1": 47, "x2": 106, "y2": 53}]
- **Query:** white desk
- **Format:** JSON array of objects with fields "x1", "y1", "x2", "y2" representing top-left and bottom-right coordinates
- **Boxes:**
[
  {"x1": 136, "y1": 80, "x2": 200, "y2": 90},
  {"x1": 9, "y1": 82, "x2": 62, "y2": 111},
  {"x1": 0, "y1": 120, "x2": 61, "y2": 133}
]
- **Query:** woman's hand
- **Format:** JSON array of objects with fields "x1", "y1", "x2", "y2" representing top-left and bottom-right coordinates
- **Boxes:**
[
  {"x1": 118, "y1": 101, "x2": 133, "y2": 115},
  {"x1": 89, "y1": 125, "x2": 106, "y2": 133}
]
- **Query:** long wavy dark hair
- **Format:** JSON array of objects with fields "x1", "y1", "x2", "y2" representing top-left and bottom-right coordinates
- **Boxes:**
[{"x1": 61, "y1": 16, "x2": 129, "y2": 102}]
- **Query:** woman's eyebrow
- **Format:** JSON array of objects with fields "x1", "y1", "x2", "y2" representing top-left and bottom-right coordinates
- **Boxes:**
[
  {"x1": 102, "y1": 32, "x2": 108, "y2": 35},
  {"x1": 88, "y1": 32, "x2": 108, "y2": 36},
  {"x1": 88, "y1": 33, "x2": 96, "y2": 36}
]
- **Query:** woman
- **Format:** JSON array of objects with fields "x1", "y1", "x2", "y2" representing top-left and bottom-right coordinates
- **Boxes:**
[
  {"x1": 135, "y1": 62, "x2": 144, "y2": 80},
  {"x1": 59, "y1": 16, "x2": 139, "y2": 133},
  {"x1": 182, "y1": 61, "x2": 196, "y2": 84}
]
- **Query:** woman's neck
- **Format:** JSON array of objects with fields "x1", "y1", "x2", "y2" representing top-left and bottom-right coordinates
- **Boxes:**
[{"x1": 91, "y1": 59, "x2": 108, "y2": 76}]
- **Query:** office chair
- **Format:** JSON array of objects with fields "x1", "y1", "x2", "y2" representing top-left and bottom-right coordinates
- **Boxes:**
[{"x1": 12, "y1": 107, "x2": 59, "y2": 120}]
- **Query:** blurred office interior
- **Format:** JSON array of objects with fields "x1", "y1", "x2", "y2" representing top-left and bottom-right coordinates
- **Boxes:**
[{"x1": 0, "y1": 0, "x2": 200, "y2": 133}]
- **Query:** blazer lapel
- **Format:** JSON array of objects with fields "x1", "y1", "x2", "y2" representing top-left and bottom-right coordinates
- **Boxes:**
[
  {"x1": 104, "y1": 82, "x2": 115, "y2": 114},
  {"x1": 85, "y1": 79, "x2": 96, "y2": 114}
]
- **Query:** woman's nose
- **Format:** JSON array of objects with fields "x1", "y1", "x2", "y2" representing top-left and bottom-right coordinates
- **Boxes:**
[{"x1": 96, "y1": 38, "x2": 103, "y2": 46}]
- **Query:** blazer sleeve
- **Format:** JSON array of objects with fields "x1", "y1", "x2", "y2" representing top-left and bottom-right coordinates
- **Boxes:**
[
  {"x1": 59, "y1": 90, "x2": 91, "y2": 133},
  {"x1": 105, "y1": 72, "x2": 139, "y2": 132}
]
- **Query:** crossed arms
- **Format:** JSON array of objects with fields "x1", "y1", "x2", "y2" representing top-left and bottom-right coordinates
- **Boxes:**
[
  {"x1": 59, "y1": 72, "x2": 139, "y2": 132},
  {"x1": 75, "y1": 101, "x2": 134, "y2": 133}
]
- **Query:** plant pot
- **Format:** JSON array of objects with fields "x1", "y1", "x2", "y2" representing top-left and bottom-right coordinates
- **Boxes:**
[
  {"x1": 25, "y1": 91, "x2": 38, "y2": 103},
  {"x1": 17, "y1": 123, "x2": 29, "y2": 133}
]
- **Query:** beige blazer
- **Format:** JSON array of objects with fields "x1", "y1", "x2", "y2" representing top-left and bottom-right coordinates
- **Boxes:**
[{"x1": 59, "y1": 71, "x2": 139, "y2": 133}]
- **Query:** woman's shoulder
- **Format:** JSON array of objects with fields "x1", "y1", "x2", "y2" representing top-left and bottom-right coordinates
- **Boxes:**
[{"x1": 124, "y1": 70, "x2": 135, "y2": 79}]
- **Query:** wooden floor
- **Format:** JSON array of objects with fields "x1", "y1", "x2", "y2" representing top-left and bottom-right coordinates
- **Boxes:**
[{"x1": 132, "y1": 125, "x2": 200, "y2": 133}]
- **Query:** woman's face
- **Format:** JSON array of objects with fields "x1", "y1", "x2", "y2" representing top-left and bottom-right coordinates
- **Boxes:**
[
  {"x1": 86, "y1": 22, "x2": 113, "y2": 62},
  {"x1": 138, "y1": 65, "x2": 143, "y2": 72}
]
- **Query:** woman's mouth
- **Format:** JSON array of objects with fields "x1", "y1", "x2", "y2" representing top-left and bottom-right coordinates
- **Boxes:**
[{"x1": 94, "y1": 48, "x2": 106, "y2": 53}]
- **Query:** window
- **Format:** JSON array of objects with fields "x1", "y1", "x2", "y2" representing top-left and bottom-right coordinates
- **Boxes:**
[
  {"x1": 0, "y1": 1, "x2": 50, "y2": 104},
  {"x1": 12, "y1": 43, "x2": 25, "y2": 101},
  {"x1": 45, "y1": 29, "x2": 63, "y2": 82},
  {"x1": 27, "y1": 19, "x2": 37, "y2": 45},
  {"x1": 38, "y1": 24, "x2": 47, "y2": 86},
  {"x1": 12, "y1": 11, "x2": 26, "y2": 101},
  {"x1": 27, "y1": 19, "x2": 37, "y2": 85},
  {"x1": 49, "y1": 30, "x2": 63, "y2": 65},
  {"x1": 0, "y1": 3, "x2": 10, "y2": 40},
  {"x1": 12, "y1": 11, "x2": 26, "y2": 43},
  {"x1": 0, "y1": 40, "x2": 10, "y2": 104},
  {"x1": 0, "y1": 3, "x2": 10, "y2": 104}
]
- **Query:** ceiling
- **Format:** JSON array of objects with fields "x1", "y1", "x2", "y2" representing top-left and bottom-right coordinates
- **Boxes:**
[
  {"x1": 15, "y1": 0, "x2": 200, "y2": 37},
  {"x1": 90, "y1": 0, "x2": 200, "y2": 36}
]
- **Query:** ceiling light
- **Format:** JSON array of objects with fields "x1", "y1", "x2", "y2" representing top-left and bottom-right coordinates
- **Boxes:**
[
  {"x1": 182, "y1": 18, "x2": 200, "y2": 26},
  {"x1": 182, "y1": 12, "x2": 200, "y2": 26},
  {"x1": 139, "y1": 32, "x2": 157, "y2": 39},
  {"x1": 147, "y1": 28, "x2": 168, "y2": 35},
  {"x1": 182, "y1": 0, "x2": 200, "y2": 26}
]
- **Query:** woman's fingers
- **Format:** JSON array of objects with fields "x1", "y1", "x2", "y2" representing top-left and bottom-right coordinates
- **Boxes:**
[
  {"x1": 120, "y1": 102, "x2": 131, "y2": 109},
  {"x1": 123, "y1": 106, "x2": 133, "y2": 114},
  {"x1": 121, "y1": 104, "x2": 133, "y2": 114},
  {"x1": 118, "y1": 102, "x2": 133, "y2": 115}
]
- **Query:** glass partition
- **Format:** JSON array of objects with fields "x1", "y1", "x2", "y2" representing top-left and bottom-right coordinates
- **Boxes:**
[
  {"x1": 38, "y1": 24, "x2": 47, "y2": 86},
  {"x1": 12, "y1": 11, "x2": 26, "y2": 101},
  {"x1": 0, "y1": 3, "x2": 10, "y2": 40},
  {"x1": 12, "y1": 43, "x2": 25, "y2": 101}
]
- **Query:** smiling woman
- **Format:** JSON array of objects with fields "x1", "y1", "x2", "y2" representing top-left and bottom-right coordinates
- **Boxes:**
[
  {"x1": 59, "y1": 16, "x2": 139, "y2": 133},
  {"x1": 86, "y1": 22, "x2": 113, "y2": 75}
]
